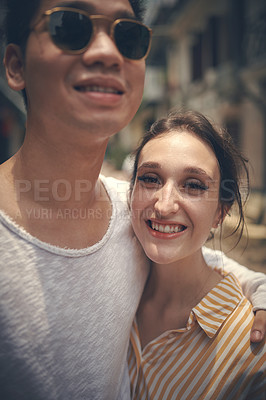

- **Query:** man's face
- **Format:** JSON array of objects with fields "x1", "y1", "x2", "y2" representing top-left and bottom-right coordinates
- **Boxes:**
[{"x1": 20, "y1": 0, "x2": 146, "y2": 139}]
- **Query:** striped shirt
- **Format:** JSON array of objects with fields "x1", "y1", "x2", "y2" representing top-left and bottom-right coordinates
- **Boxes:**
[{"x1": 128, "y1": 271, "x2": 266, "y2": 400}]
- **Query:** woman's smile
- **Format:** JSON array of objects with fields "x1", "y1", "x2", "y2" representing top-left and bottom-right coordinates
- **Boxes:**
[{"x1": 147, "y1": 219, "x2": 187, "y2": 235}]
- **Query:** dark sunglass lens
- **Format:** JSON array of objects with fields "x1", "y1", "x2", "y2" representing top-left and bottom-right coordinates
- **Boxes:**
[
  {"x1": 49, "y1": 10, "x2": 93, "y2": 51},
  {"x1": 114, "y1": 21, "x2": 150, "y2": 60}
]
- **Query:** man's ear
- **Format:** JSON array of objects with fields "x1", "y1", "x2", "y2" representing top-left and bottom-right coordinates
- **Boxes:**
[{"x1": 4, "y1": 44, "x2": 26, "y2": 91}]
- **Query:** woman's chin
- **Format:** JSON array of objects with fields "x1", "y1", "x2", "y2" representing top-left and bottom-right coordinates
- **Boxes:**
[{"x1": 144, "y1": 249, "x2": 174, "y2": 266}]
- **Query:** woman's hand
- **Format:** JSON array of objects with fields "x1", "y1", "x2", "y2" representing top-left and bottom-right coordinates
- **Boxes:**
[{"x1": 250, "y1": 310, "x2": 266, "y2": 342}]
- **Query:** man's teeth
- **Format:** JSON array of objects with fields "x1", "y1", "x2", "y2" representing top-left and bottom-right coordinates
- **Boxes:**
[
  {"x1": 151, "y1": 221, "x2": 185, "y2": 233},
  {"x1": 77, "y1": 85, "x2": 121, "y2": 94}
]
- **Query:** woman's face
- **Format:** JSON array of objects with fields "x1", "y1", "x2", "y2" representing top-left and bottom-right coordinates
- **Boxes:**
[{"x1": 130, "y1": 130, "x2": 222, "y2": 265}]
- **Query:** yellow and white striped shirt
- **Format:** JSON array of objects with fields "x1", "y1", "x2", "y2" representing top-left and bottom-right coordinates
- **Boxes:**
[{"x1": 128, "y1": 271, "x2": 266, "y2": 400}]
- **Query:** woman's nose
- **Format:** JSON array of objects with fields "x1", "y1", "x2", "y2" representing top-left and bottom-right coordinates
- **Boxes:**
[{"x1": 154, "y1": 185, "x2": 180, "y2": 217}]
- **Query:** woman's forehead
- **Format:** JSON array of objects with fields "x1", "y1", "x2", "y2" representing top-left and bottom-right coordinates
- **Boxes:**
[{"x1": 138, "y1": 131, "x2": 221, "y2": 179}]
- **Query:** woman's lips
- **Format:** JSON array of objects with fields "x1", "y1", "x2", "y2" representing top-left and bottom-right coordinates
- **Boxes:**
[
  {"x1": 146, "y1": 219, "x2": 187, "y2": 235},
  {"x1": 149, "y1": 220, "x2": 186, "y2": 233}
]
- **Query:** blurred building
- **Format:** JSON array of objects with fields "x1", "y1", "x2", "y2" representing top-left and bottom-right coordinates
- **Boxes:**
[{"x1": 135, "y1": 0, "x2": 266, "y2": 195}]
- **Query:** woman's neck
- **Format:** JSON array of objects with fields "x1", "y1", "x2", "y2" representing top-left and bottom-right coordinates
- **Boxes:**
[
  {"x1": 146, "y1": 252, "x2": 217, "y2": 306},
  {"x1": 137, "y1": 251, "x2": 222, "y2": 348}
]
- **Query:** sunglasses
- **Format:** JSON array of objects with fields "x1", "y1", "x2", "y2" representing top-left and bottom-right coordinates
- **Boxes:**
[{"x1": 35, "y1": 7, "x2": 152, "y2": 60}]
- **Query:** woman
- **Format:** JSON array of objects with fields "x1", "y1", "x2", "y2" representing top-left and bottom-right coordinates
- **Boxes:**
[{"x1": 128, "y1": 110, "x2": 265, "y2": 399}]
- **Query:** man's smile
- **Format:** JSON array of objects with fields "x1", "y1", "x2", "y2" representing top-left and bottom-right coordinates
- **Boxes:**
[{"x1": 75, "y1": 84, "x2": 123, "y2": 94}]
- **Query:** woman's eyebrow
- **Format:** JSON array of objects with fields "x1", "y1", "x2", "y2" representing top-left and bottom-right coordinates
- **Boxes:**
[
  {"x1": 137, "y1": 162, "x2": 161, "y2": 172},
  {"x1": 183, "y1": 167, "x2": 214, "y2": 182},
  {"x1": 137, "y1": 164, "x2": 215, "y2": 181}
]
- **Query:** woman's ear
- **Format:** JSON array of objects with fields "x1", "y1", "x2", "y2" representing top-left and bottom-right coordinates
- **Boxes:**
[
  {"x1": 212, "y1": 204, "x2": 230, "y2": 229},
  {"x1": 4, "y1": 44, "x2": 26, "y2": 91}
]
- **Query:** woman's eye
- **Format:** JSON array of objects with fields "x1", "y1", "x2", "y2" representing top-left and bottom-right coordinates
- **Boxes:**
[
  {"x1": 137, "y1": 175, "x2": 160, "y2": 187},
  {"x1": 183, "y1": 180, "x2": 208, "y2": 194}
]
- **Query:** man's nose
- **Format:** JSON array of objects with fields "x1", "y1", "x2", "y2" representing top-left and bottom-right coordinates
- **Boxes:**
[{"x1": 81, "y1": 24, "x2": 124, "y2": 69}]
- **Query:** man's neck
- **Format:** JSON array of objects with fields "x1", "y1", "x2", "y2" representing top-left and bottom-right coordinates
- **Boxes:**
[
  {"x1": 0, "y1": 127, "x2": 113, "y2": 248},
  {"x1": 14, "y1": 123, "x2": 110, "y2": 204}
]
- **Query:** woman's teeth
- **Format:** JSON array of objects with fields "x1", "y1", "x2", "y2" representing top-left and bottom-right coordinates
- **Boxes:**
[{"x1": 150, "y1": 221, "x2": 185, "y2": 233}]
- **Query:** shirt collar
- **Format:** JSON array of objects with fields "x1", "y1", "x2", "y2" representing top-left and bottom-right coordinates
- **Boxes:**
[{"x1": 192, "y1": 270, "x2": 244, "y2": 338}]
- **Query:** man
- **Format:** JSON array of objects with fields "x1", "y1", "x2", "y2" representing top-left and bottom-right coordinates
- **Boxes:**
[{"x1": 0, "y1": 0, "x2": 265, "y2": 399}]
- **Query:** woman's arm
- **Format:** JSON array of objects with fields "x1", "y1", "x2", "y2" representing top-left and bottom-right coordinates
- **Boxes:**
[{"x1": 202, "y1": 247, "x2": 266, "y2": 343}]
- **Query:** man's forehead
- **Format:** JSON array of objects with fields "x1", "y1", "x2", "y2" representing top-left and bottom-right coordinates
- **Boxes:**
[{"x1": 40, "y1": 0, "x2": 135, "y2": 18}]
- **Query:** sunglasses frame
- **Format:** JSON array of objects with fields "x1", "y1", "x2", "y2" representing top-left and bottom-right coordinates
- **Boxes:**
[{"x1": 34, "y1": 7, "x2": 152, "y2": 60}]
